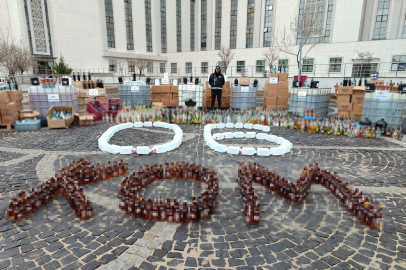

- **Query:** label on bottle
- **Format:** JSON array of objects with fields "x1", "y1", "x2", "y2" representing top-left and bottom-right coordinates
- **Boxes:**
[
  {"x1": 48, "y1": 94, "x2": 60, "y2": 102},
  {"x1": 374, "y1": 90, "x2": 389, "y2": 100},
  {"x1": 241, "y1": 86, "x2": 249, "y2": 92},
  {"x1": 131, "y1": 86, "x2": 139, "y2": 92},
  {"x1": 89, "y1": 89, "x2": 99, "y2": 96},
  {"x1": 298, "y1": 91, "x2": 307, "y2": 99}
]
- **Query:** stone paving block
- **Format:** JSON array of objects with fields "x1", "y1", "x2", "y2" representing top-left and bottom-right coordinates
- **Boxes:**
[{"x1": 137, "y1": 247, "x2": 152, "y2": 258}]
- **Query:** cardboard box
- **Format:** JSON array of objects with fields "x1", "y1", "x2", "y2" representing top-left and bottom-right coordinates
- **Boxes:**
[
  {"x1": 352, "y1": 86, "x2": 365, "y2": 103},
  {"x1": 350, "y1": 111, "x2": 362, "y2": 120},
  {"x1": 338, "y1": 103, "x2": 352, "y2": 111},
  {"x1": 151, "y1": 99, "x2": 161, "y2": 103},
  {"x1": 222, "y1": 101, "x2": 230, "y2": 108},
  {"x1": 0, "y1": 115, "x2": 2, "y2": 125},
  {"x1": 264, "y1": 105, "x2": 277, "y2": 111},
  {"x1": 73, "y1": 113, "x2": 94, "y2": 126},
  {"x1": 16, "y1": 101, "x2": 23, "y2": 111},
  {"x1": 0, "y1": 102, "x2": 18, "y2": 115},
  {"x1": 268, "y1": 73, "x2": 279, "y2": 79},
  {"x1": 151, "y1": 93, "x2": 159, "y2": 99},
  {"x1": 46, "y1": 105, "x2": 74, "y2": 129},
  {"x1": 265, "y1": 97, "x2": 277, "y2": 105},
  {"x1": 170, "y1": 86, "x2": 179, "y2": 93},
  {"x1": 277, "y1": 97, "x2": 289, "y2": 105},
  {"x1": 221, "y1": 95, "x2": 230, "y2": 102},
  {"x1": 96, "y1": 96, "x2": 108, "y2": 105},
  {"x1": 278, "y1": 73, "x2": 289, "y2": 81},
  {"x1": 161, "y1": 85, "x2": 171, "y2": 93},
  {"x1": 20, "y1": 109, "x2": 40, "y2": 120},
  {"x1": 225, "y1": 81, "x2": 230, "y2": 88},
  {"x1": 0, "y1": 91, "x2": 10, "y2": 104},
  {"x1": 337, "y1": 95, "x2": 351, "y2": 104},
  {"x1": 264, "y1": 89, "x2": 278, "y2": 97},
  {"x1": 277, "y1": 105, "x2": 287, "y2": 110},
  {"x1": 277, "y1": 88, "x2": 289, "y2": 97},
  {"x1": 337, "y1": 111, "x2": 350, "y2": 118},
  {"x1": 352, "y1": 102, "x2": 364, "y2": 112},
  {"x1": 173, "y1": 93, "x2": 178, "y2": 99},
  {"x1": 2, "y1": 112, "x2": 18, "y2": 125},
  {"x1": 223, "y1": 87, "x2": 231, "y2": 96},
  {"x1": 278, "y1": 81, "x2": 289, "y2": 90},
  {"x1": 152, "y1": 102, "x2": 164, "y2": 108},
  {"x1": 337, "y1": 86, "x2": 354, "y2": 95},
  {"x1": 352, "y1": 95, "x2": 365, "y2": 103},
  {"x1": 160, "y1": 99, "x2": 170, "y2": 105},
  {"x1": 159, "y1": 93, "x2": 172, "y2": 99},
  {"x1": 265, "y1": 81, "x2": 278, "y2": 91},
  {"x1": 151, "y1": 86, "x2": 162, "y2": 93},
  {"x1": 7, "y1": 90, "x2": 23, "y2": 102},
  {"x1": 169, "y1": 99, "x2": 178, "y2": 106},
  {"x1": 240, "y1": 77, "x2": 250, "y2": 86}
]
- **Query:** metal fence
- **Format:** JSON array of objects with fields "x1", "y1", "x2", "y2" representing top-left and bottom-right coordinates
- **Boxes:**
[{"x1": 4, "y1": 62, "x2": 406, "y2": 85}]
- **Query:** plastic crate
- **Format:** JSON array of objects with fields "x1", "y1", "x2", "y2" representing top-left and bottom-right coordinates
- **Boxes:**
[
  {"x1": 14, "y1": 120, "x2": 41, "y2": 131},
  {"x1": 231, "y1": 85, "x2": 257, "y2": 110},
  {"x1": 288, "y1": 88, "x2": 331, "y2": 117},
  {"x1": 87, "y1": 101, "x2": 107, "y2": 121},
  {"x1": 178, "y1": 84, "x2": 204, "y2": 107},
  {"x1": 119, "y1": 82, "x2": 151, "y2": 107},
  {"x1": 28, "y1": 85, "x2": 79, "y2": 115}
]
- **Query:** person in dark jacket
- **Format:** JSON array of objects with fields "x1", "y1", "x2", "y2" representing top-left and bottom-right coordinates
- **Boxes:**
[{"x1": 209, "y1": 66, "x2": 225, "y2": 110}]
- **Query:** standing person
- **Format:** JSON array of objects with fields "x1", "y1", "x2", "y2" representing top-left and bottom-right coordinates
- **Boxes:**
[{"x1": 209, "y1": 66, "x2": 225, "y2": 110}]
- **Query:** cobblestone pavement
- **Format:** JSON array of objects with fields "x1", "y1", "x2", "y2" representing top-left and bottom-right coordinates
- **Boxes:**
[{"x1": 0, "y1": 123, "x2": 406, "y2": 270}]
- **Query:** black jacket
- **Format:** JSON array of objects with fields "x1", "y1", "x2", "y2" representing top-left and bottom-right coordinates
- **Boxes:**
[{"x1": 209, "y1": 71, "x2": 225, "y2": 90}]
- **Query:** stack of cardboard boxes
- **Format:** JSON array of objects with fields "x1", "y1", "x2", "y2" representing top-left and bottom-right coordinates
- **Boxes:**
[
  {"x1": 337, "y1": 86, "x2": 365, "y2": 120},
  {"x1": 75, "y1": 80, "x2": 107, "y2": 113},
  {"x1": 151, "y1": 85, "x2": 179, "y2": 106},
  {"x1": 204, "y1": 81, "x2": 231, "y2": 109},
  {"x1": 0, "y1": 90, "x2": 24, "y2": 126},
  {"x1": 263, "y1": 73, "x2": 289, "y2": 111}
]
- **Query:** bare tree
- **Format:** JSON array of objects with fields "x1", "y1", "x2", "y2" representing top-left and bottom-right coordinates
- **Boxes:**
[
  {"x1": 275, "y1": 4, "x2": 326, "y2": 68},
  {"x1": 134, "y1": 58, "x2": 149, "y2": 79},
  {"x1": 13, "y1": 39, "x2": 34, "y2": 74},
  {"x1": 217, "y1": 46, "x2": 234, "y2": 75},
  {"x1": 354, "y1": 48, "x2": 374, "y2": 79},
  {"x1": 263, "y1": 47, "x2": 279, "y2": 72},
  {"x1": 116, "y1": 60, "x2": 126, "y2": 75}
]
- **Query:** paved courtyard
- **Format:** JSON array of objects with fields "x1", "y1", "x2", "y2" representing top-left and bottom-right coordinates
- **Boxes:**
[{"x1": 1, "y1": 123, "x2": 406, "y2": 270}]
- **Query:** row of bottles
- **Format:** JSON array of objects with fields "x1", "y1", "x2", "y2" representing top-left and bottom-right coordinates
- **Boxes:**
[
  {"x1": 8, "y1": 158, "x2": 129, "y2": 221},
  {"x1": 118, "y1": 162, "x2": 219, "y2": 223},
  {"x1": 237, "y1": 162, "x2": 383, "y2": 227},
  {"x1": 72, "y1": 72, "x2": 91, "y2": 82}
]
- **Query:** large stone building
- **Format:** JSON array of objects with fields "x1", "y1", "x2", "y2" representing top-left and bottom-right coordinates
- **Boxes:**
[{"x1": 1, "y1": 0, "x2": 406, "y2": 85}]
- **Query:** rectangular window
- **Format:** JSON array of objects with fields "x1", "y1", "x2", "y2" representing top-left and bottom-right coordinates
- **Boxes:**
[
  {"x1": 351, "y1": 63, "x2": 379, "y2": 78},
  {"x1": 201, "y1": 0, "x2": 207, "y2": 51},
  {"x1": 237, "y1": 61, "x2": 245, "y2": 72},
  {"x1": 147, "y1": 62, "x2": 153, "y2": 73},
  {"x1": 160, "y1": 63, "x2": 166, "y2": 73},
  {"x1": 218, "y1": 61, "x2": 225, "y2": 70},
  {"x1": 263, "y1": 0, "x2": 274, "y2": 47},
  {"x1": 186, "y1": 62, "x2": 192, "y2": 74},
  {"x1": 246, "y1": 0, "x2": 255, "y2": 48},
  {"x1": 302, "y1": 58, "x2": 314, "y2": 73},
  {"x1": 329, "y1": 57, "x2": 342, "y2": 72},
  {"x1": 105, "y1": 0, "x2": 115, "y2": 48},
  {"x1": 403, "y1": 13, "x2": 406, "y2": 38},
  {"x1": 145, "y1": 0, "x2": 152, "y2": 52},
  {"x1": 128, "y1": 61, "x2": 135, "y2": 72},
  {"x1": 373, "y1": 0, "x2": 390, "y2": 40},
  {"x1": 215, "y1": 0, "x2": 222, "y2": 50},
  {"x1": 278, "y1": 59, "x2": 289, "y2": 72},
  {"x1": 125, "y1": 0, "x2": 133, "y2": 50},
  {"x1": 176, "y1": 0, "x2": 182, "y2": 52},
  {"x1": 201, "y1": 62, "x2": 208, "y2": 73},
  {"x1": 109, "y1": 60, "x2": 117, "y2": 72},
  {"x1": 171, "y1": 63, "x2": 177, "y2": 73},
  {"x1": 230, "y1": 0, "x2": 238, "y2": 49},
  {"x1": 256, "y1": 60, "x2": 265, "y2": 73},
  {"x1": 160, "y1": 0, "x2": 167, "y2": 53},
  {"x1": 190, "y1": 0, "x2": 195, "y2": 51},
  {"x1": 391, "y1": 55, "x2": 406, "y2": 71}
]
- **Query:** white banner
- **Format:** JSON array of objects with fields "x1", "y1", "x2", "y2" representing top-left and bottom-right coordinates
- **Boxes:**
[
  {"x1": 48, "y1": 94, "x2": 60, "y2": 102},
  {"x1": 131, "y1": 86, "x2": 139, "y2": 92},
  {"x1": 241, "y1": 86, "x2": 249, "y2": 92},
  {"x1": 162, "y1": 78, "x2": 169, "y2": 85},
  {"x1": 374, "y1": 90, "x2": 389, "y2": 100},
  {"x1": 298, "y1": 91, "x2": 307, "y2": 99},
  {"x1": 269, "y1": 77, "x2": 278, "y2": 84},
  {"x1": 187, "y1": 85, "x2": 196, "y2": 91},
  {"x1": 89, "y1": 89, "x2": 99, "y2": 96}
]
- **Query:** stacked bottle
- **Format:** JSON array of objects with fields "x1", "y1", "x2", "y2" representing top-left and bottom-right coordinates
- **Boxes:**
[
  {"x1": 118, "y1": 162, "x2": 219, "y2": 223},
  {"x1": 237, "y1": 162, "x2": 383, "y2": 227},
  {"x1": 7, "y1": 158, "x2": 129, "y2": 221}
]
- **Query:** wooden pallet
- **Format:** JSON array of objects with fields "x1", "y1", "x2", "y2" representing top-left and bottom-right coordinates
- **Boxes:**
[{"x1": 0, "y1": 124, "x2": 12, "y2": 130}]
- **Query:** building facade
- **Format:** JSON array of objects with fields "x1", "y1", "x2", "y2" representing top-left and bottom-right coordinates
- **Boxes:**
[{"x1": 1, "y1": 0, "x2": 406, "y2": 83}]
